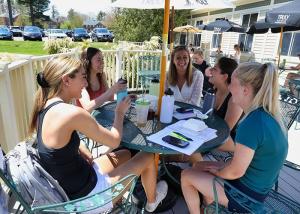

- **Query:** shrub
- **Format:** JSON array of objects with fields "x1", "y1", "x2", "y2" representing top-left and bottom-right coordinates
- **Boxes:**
[{"x1": 43, "y1": 38, "x2": 77, "y2": 54}]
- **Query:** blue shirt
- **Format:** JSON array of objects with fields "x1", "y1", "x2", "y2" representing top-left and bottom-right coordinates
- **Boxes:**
[{"x1": 236, "y1": 107, "x2": 288, "y2": 194}]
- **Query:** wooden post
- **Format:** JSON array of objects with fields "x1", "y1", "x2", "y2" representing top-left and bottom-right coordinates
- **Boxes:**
[
  {"x1": 116, "y1": 47, "x2": 123, "y2": 80},
  {"x1": 277, "y1": 26, "x2": 283, "y2": 68},
  {"x1": 158, "y1": 0, "x2": 170, "y2": 117}
]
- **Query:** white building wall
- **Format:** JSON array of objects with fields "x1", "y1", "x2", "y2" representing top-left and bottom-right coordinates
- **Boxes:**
[{"x1": 189, "y1": 0, "x2": 299, "y2": 64}]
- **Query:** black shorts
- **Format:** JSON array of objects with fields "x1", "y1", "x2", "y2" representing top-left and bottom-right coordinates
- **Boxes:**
[{"x1": 224, "y1": 179, "x2": 267, "y2": 213}]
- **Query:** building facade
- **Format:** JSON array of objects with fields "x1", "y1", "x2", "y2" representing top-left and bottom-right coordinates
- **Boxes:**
[{"x1": 186, "y1": 0, "x2": 299, "y2": 64}]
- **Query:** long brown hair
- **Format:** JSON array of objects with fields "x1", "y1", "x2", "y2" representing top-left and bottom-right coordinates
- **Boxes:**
[
  {"x1": 29, "y1": 56, "x2": 83, "y2": 134},
  {"x1": 167, "y1": 46, "x2": 194, "y2": 87},
  {"x1": 82, "y1": 47, "x2": 108, "y2": 91}
]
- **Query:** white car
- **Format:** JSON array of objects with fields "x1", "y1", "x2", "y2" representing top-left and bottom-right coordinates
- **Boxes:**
[{"x1": 48, "y1": 29, "x2": 67, "y2": 39}]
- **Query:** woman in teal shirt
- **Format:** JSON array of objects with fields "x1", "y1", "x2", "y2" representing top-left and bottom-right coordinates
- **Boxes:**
[{"x1": 181, "y1": 62, "x2": 288, "y2": 213}]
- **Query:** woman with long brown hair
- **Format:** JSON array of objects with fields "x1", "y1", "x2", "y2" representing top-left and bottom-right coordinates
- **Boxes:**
[{"x1": 77, "y1": 47, "x2": 127, "y2": 112}]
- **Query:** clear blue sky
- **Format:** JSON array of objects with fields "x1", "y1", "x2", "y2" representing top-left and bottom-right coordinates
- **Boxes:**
[{"x1": 47, "y1": 0, "x2": 112, "y2": 17}]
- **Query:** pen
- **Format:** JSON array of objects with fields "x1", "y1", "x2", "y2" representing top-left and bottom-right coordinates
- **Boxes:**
[{"x1": 172, "y1": 132, "x2": 193, "y2": 141}]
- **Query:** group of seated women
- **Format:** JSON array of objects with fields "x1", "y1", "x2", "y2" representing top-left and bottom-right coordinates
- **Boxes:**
[{"x1": 28, "y1": 45, "x2": 288, "y2": 213}]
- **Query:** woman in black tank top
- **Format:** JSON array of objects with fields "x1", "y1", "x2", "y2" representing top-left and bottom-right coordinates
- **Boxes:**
[
  {"x1": 29, "y1": 56, "x2": 168, "y2": 212},
  {"x1": 208, "y1": 57, "x2": 243, "y2": 151}
]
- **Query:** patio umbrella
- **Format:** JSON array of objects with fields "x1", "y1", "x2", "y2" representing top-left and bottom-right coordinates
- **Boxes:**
[
  {"x1": 246, "y1": 20, "x2": 300, "y2": 34},
  {"x1": 173, "y1": 25, "x2": 202, "y2": 45},
  {"x1": 200, "y1": 18, "x2": 246, "y2": 33},
  {"x1": 265, "y1": 0, "x2": 300, "y2": 67},
  {"x1": 266, "y1": 0, "x2": 300, "y2": 27},
  {"x1": 111, "y1": 0, "x2": 235, "y2": 118}
]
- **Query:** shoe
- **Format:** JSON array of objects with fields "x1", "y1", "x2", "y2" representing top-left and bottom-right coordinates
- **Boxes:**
[{"x1": 145, "y1": 180, "x2": 168, "y2": 212}]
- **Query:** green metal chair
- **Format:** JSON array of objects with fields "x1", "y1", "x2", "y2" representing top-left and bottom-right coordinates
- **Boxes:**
[
  {"x1": 205, "y1": 177, "x2": 300, "y2": 214},
  {"x1": 0, "y1": 163, "x2": 138, "y2": 214},
  {"x1": 138, "y1": 55, "x2": 161, "y2": 89}
]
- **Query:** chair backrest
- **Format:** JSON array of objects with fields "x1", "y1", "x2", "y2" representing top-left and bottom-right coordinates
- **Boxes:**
[
  {"x1": 207, "y1": 177, "x2": 300, "y2": 213},
  {"x1": 279, "y1": 93, "x2": 300, "y2": 130},
  {"x1": 138, "y1": 55, "x2": 161, "y2": 76}
]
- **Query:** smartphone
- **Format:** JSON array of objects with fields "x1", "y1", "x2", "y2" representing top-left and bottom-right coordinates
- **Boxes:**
[
  {"x1": 162, "y1": 135, "x2": 190, "y2": 148},
  {"x1": 176, "y1": 107, "x2": 193, "y2": 114}
]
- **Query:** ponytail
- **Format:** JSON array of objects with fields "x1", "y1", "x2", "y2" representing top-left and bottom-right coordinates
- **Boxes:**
[{"x1": 235, "y1": 62, "x2": 285, "y2": 132}]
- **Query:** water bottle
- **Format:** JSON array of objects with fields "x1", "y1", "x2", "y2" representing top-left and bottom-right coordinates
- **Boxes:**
[
  {"x1": 149, "y1": 78, "x2": 160, "y2": 97},
  {"x1": 160, "y1": 88, "x2": 175, "y2": 124},
  {"x1": 116, "y1": 78, "x2": 128, "y2": 103},
  {"x1": 202, "y1": 88, "x2": 215, "y2": 116}
]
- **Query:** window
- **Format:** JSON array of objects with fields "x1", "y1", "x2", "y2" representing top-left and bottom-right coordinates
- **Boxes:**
[
  {"x1": 212, "y1": 33, "x2": 222, "y2": 48},
  {"x1": 282, "y1": 32, "x2": 300, "y2": 57},
  {"x1": 180, "y1": 33, "x2": 186, "y2": 45},
  {"x1": 196, "y1": 20, "x2": 203, "y2": 27},
  {"x1": 194, "y1": 34, "x2": 201, "y2": 47},
  {"x1": 238, "y1": 13, "x2": 258, "y2": 52}
]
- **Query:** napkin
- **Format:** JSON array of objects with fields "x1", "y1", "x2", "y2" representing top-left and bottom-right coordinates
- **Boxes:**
[{"x1": 182, "y1": 118, "x2": 207, "y2": 132}]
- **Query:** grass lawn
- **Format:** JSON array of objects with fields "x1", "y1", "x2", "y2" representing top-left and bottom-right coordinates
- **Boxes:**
[{"x1": 0, "y1": 40, "x2": 115, "y2": 56}]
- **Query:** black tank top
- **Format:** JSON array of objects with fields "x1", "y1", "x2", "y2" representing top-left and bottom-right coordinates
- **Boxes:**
[
  {"x1": 214, "y1": 93, "x2": 238, "y2": 140},
  {"x1": 37, "y1": 101, "x2": 97, "y2": 199}
]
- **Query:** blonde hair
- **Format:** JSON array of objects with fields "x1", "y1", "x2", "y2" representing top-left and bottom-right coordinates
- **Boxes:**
[
  {"x1": 193, "y1": 50, "x2": 204, "y2": 58},
  {"x1": 29, "y1": 56, "x2": 83, "y2": 134},
  {"x1": 234, "y1": 44, "x2": 241, "y2": 54},
  {"x1": 235, "y1": 62, "x2": 285, "y2": 131},
  {"x1": 168, "y1": 46, "x2": 194, "y2": 87}
]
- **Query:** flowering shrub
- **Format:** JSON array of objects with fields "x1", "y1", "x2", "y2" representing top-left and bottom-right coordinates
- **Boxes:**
[{"x1": 43, "y1": 38, "x2": 77, "y2": 54}]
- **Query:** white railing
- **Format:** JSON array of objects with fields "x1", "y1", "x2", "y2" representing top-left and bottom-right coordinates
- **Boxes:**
[{"x1": 0, "y1": 49, "x2": 162, "y2": 152}]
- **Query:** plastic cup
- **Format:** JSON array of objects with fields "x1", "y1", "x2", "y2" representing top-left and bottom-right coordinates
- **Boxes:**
[
  {"x1": 135, "y1": 98, "x2": 150, "y2": 127},
  {"x1": 117, "y1": 90, "x2": 128, "y2": 103}
]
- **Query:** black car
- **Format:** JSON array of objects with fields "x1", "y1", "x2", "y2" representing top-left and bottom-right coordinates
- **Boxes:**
[
  {"x1": 72, "y1": 28, "x2": 90, "y2": 41},
  {"x1": 0, "y1": 26, "x2": 13, "y2": 40},
  {"x1": 91, "y1": 28, "x2": 114, "y2": 42},
  {"x1": 9, "y1": 26, "x2": 22, "y2": 37},
  {"x1": 62, "y1": 29, "x2": 73, "y2": 38},
  {"x1": 23, "y1": 26, "x2": 43, "y2": 41}
]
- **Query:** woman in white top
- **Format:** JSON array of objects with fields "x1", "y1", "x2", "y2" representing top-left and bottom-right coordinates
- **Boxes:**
[
  {"x1": 231, "y1": 44, "x2": 241, "y2": 64},
  {"x1": 165, "y1": 46, "x2": 204, "y2": 106}
]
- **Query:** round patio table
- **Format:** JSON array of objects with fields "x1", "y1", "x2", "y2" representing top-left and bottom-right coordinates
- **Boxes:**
[{"x1": 92, "y1": 101, "x2": 230, "y2": 154}]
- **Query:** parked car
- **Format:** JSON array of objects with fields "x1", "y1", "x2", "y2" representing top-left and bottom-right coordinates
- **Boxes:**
[
  {"x1": 48, "y1": 29, "x2": 67, "y2": 39},
  {"x1": 9, "y1": 26, "x2": 22, "y2": 37},
  {"x1": 0, "y1": 26, "x2": 13, "y2": 40},
  {"x1": 23, "y1": 26, "x2": 42, "y2": 41},
  {"x1": 72, "y1": 28, "x2": 90, "y2": 41},
  {"x1": 90, "y1": 28, "x2": 114, "y2": 42},
  {"x1": 62, "y1": 29, "x2": 72, "y2": 38}
]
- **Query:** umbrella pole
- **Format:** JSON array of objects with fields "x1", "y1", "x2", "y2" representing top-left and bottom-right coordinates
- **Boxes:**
[
  {"x1": 158, "y1": 0, "x2": 170, "y2": 118},
  {"x1": 277, "y1": 26, "x2": 283, "y2": 68},
  {"x1": 170, "y1": 6, "x2": 175, "y2": 52}
]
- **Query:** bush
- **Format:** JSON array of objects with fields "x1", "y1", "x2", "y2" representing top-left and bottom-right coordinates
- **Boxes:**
[{"x1": 43, "y1": 38, "x2": 77, "y2": 54}]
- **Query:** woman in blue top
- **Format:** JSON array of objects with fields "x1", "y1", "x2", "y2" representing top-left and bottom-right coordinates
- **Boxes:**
[{"x1": 181, "y1": 62, "x2": 288, "y2": 213}]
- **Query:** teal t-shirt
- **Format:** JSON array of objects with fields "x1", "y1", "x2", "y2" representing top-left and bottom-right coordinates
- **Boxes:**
[{"x1": 236, "y1": 107, "x2": 288, "y2": 194}]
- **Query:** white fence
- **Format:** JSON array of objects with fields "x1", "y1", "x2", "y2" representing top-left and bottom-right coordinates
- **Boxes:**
[{"x1": 0, "y1": 49, "x2": 162, "y2": 152}]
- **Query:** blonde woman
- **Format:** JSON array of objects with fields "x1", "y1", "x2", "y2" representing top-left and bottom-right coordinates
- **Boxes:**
[
  {"x1": 181, "y1": 62, "x2": 288, "y2": 213},
  {"x1": 30, "y1": 56, "x2": 168, "y2": 213},
  {"x1": 166, "y1": 46, "x2": 204, "y2": 106}
]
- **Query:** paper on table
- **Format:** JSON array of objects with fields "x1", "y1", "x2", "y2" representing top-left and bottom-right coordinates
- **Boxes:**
[{"x1": 147, "y1": 120, "x2": 217, "y2": 155}]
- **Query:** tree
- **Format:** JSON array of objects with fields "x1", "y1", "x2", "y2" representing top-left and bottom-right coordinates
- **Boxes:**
[
  {"x1": 66, "y1": 9, "x2": 83, "y2": 28},
  {"x1": 110, "y1": 9, "x2": 189, "y2": 42},
  {"x1": 17, "y1": 0, "x2": 50, "y2": 25},
  {"x1": 97, "y1": 11, "x2": 106, "y2": 22},
  {"x1": 51, "y1": 5, "x2": 59, "y2": 21}
]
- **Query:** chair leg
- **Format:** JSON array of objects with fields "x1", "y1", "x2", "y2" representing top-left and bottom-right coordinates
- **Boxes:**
[{"x1": 275, "y1": 180, "x2": 279, "y2": 192}]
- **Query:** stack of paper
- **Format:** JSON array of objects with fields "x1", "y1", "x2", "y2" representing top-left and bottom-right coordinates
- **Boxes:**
[{"x1": 147, "y1": 120, "x2": 217, "y2": 155}]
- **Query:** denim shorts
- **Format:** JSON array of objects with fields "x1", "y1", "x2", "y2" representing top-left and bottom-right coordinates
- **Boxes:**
[{"x1": 224, "y1": 179, "x2": 267, "y2": 213}]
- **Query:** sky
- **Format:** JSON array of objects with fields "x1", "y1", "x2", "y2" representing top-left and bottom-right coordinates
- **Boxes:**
[{"x1": 47, "y1": 0, "x2": 112, "y2": 17}]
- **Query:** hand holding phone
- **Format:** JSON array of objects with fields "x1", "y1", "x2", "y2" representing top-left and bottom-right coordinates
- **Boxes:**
[{"x1": 162, "y1": 135, "x2": 190, "y2": 148}]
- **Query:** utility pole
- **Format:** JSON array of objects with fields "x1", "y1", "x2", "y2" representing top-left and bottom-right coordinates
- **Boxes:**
[{"x1": 7, "y1": 0, "x2": 13, "y2": 26}]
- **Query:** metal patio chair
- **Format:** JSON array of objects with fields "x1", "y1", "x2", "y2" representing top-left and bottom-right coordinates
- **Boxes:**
[
  {"x1": 0, "y1": 147, "x2": 138, "y2": 214},
  {"x1": 205, "y1": 177, "x2": 300, "y2": 214}
]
